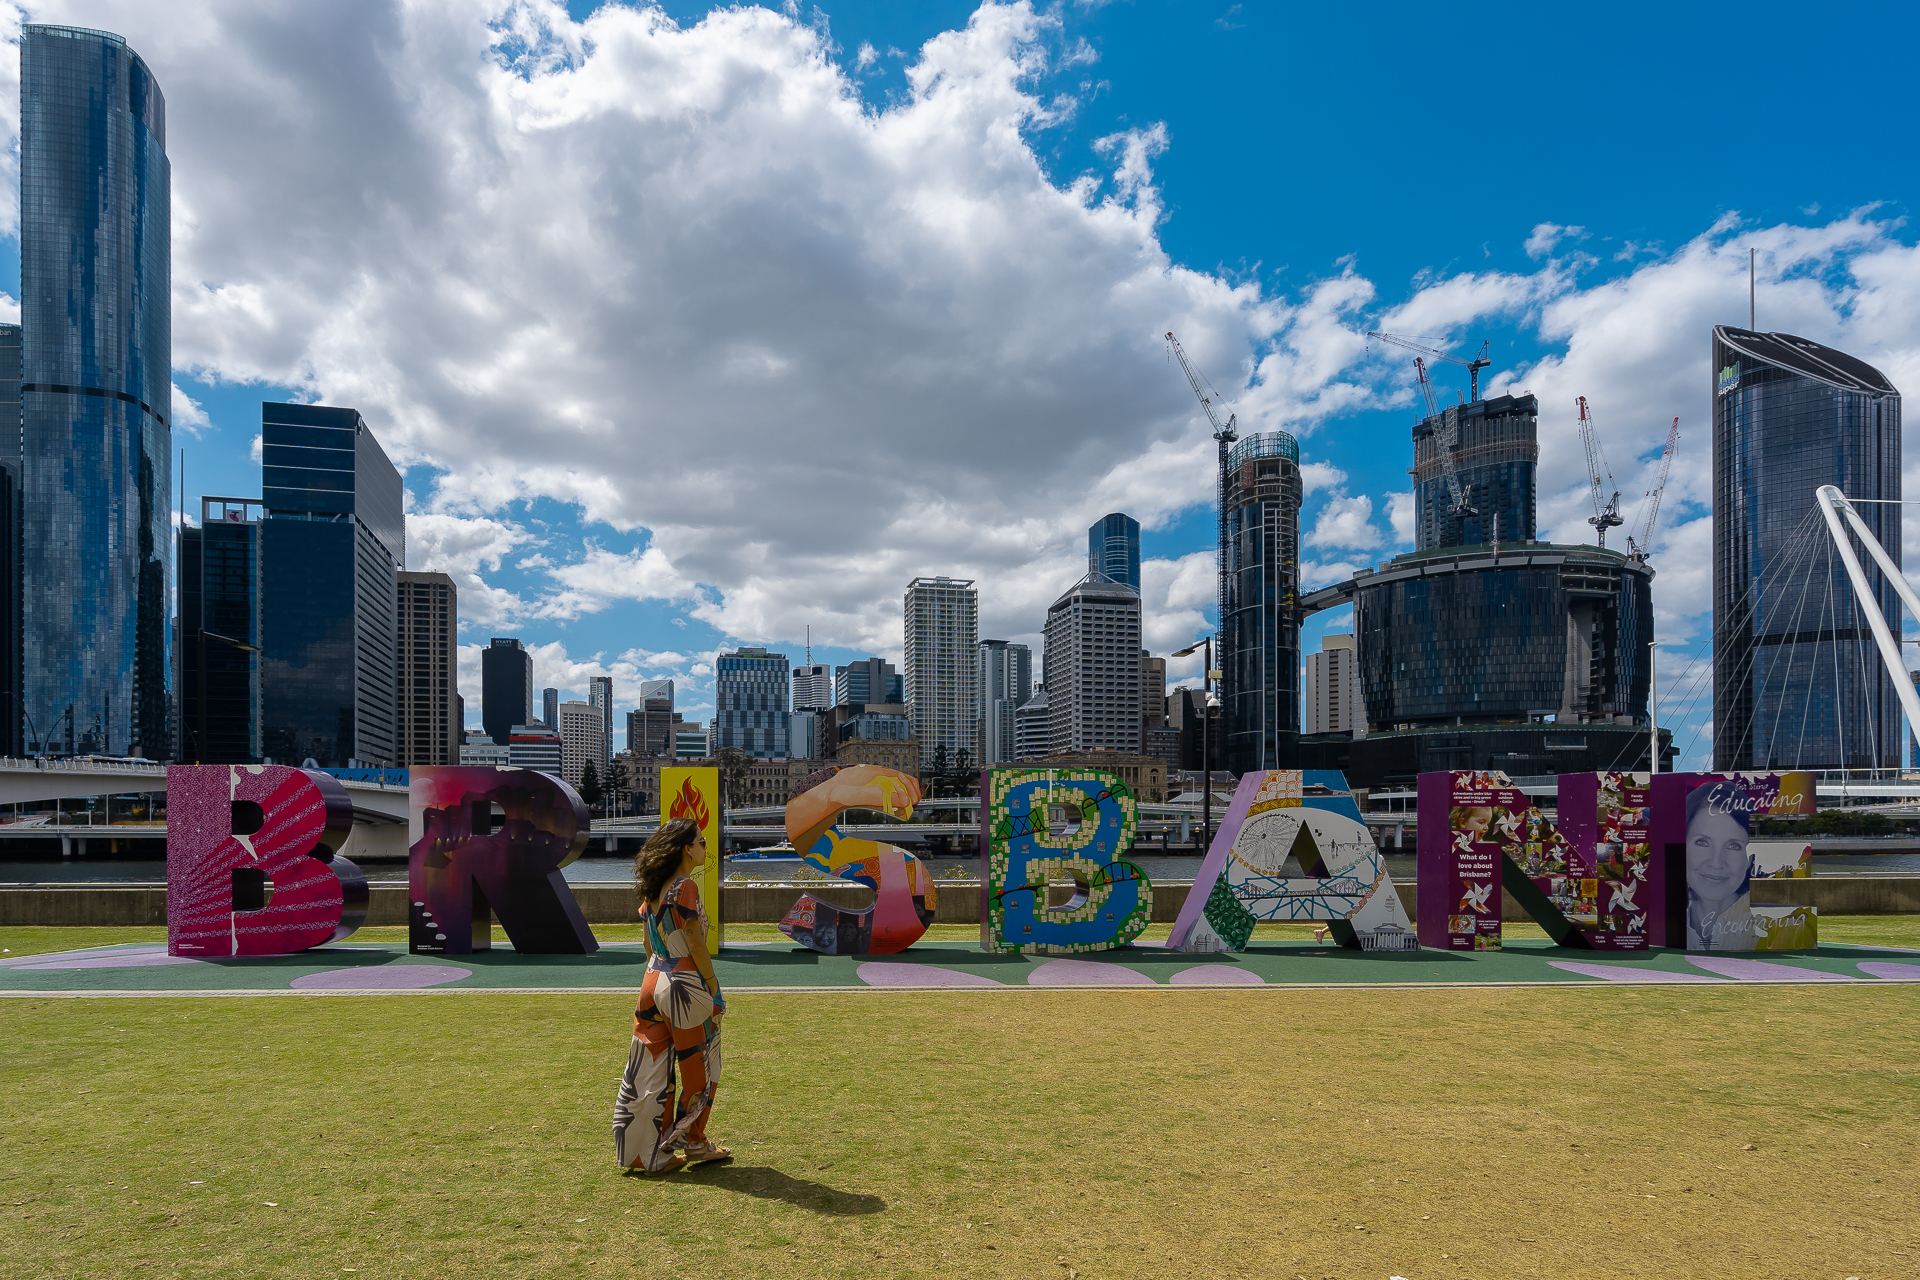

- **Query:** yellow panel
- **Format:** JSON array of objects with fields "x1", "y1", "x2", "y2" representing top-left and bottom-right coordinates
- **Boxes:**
[{"x1": 660, "y1": 766, "x2": 723, "y2": 951}]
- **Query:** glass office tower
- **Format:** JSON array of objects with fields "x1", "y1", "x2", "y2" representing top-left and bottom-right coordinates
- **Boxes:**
[
  {"x1": 481, "y1": 637, "x2": 533, "y2": 746},
  {"x1": 260, "y1": 403, "x2": 403, "y2": 767},
  {"x1": 1221, "y1": 431, "x2": 1302, "y2": 773},
  {"x1": 1712, "y1": 327, "x2": 1903, "y2": 772},
  {"x1": 0, "y1": 324, "x2": 20, "y2": 756},
  {"x1": 1087, "y1": 512, "x2": 1142, "y2": 591},
  {"x1": 19, "y1": 25, "x2": 172, "y2": 756},
  {"x1": 178, "y1": 498, "x2": 263, "y2": 763}
]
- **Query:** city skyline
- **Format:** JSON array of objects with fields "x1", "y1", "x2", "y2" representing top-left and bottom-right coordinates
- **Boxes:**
[{"x1": 1, "y1": 4, "x2": 1916, "y2": 769}]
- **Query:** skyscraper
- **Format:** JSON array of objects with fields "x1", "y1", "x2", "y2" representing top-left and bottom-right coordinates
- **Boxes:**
[
  {"x1": 792, "y1": 662, "x2": 832, "y2": 711},
  {"x1": 1087, "y1": 512, "x2": 1142, "y2": 591},
  {"x1": 19, "y1": 25, "x2": 172, "y2": 757},
  {"x1": 542, "y1": 687, "x2": 559, "y2": 732},
  {"x1": 904, "y1": 576, "x2": 978, "y2": 766},
  {"x1": 396, "y1": 571, "x2": 458, "y2": 766},
  {"x1": 178, "y1": 498, "x2": 262, "y2": 763},
  {"x1": 711, "y1": 647, "x2": 789, "y2": 758},
  {"x1": 630, "y1": 678, "x2": 676, "y2": 757},
  {"x1": 1300, "y1": 391, "x2": 1659, "y2": 787},
  {"x1": 1140, "y1": 652, "x2": 1166, "y2": 733},
  {"x1": 976, "y1": 639, "x2": 1032, "y2": 765},
  {"x1": 1013, "y1": 684, "x2": 1049, "y2": 760},
  {"x1": 587, "y1": 674, "x2": 613, "y2": 779},
  {"x1": 558, "y1": 700, "x2": 605, "y2": 789},
  {"x1": 0, "y1": 324, "x2": 19, "y2": 756},
  {"x1": 481, "y1": 638, "x2": 532, "y2": 746},
  {"x1": 1220, "y1": 431, "x2": 1302, "y2": 773},
  {"x1": 1412, "y1": 395, "x2": 1539, "y2": 550},
  {"x1": 260, "y1": 403, "x2": 403, "y2": 768},
  {"x1": 1305, "y1": 633, "x2": 1362, "y2": 736},
  {"x1": 833, "y1": 657, "x2": 901, "y2": 707},
  {"x1": 1043, "y1": 575, "x2": 1142, "y2": 755},
  {"x1": 1713, "y1": 327, "x2": 1903, "y2": 771}
]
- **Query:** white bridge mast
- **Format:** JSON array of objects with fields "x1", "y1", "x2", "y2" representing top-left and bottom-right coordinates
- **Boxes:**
[{"x1": 1813, "y1": 485, "x2": 1920, "y2": 760}]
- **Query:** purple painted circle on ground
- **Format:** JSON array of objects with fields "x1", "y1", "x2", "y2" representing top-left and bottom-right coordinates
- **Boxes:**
[
  {"x1": 1549, "y1": 961, "x2": 1726, "y2": 984},
  {"x1": 857, "y1": 962, "x2": 1004, "y2": 988},
  {"x1": 1685, "y1": 956, "x2": 1856, "y2": 982},
  {"x1": 1026, "y1": 958, "x2": 1155, "y2": 987},
  {"x1": 20, "y1": 952, "x2": 199, "y2": 971},
  {"x1": 1168, "y1": 964, "x2": 1264, "y2": 986},
  {"x1": 1857, "y1": 962, "x2": 1920, "y2": 982},
  {"x1": 290, "y1": 965, "x2": 471, "y2": 990}
]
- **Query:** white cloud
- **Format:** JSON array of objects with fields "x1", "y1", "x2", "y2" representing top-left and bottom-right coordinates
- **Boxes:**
[
  {"x1": 1386, "y1": 491, "x2": 1415, "y2": 544},
  {"x1": 0, "y1": 292, "x2": 17, "y2": 324},
  {"x1": 248, "y1": 433, "x2": 262, "y2": 464},
  {"x1": 65, "y1": 0, "x2": 1333, "y2": 655},
  {"x1": 1299, "y1": 460, "x2": 1346, "y2": 495},
  {"x1": 1305, "y1": 493, "x2": 1381, "y2": 551},
  {"x1": 406, "y1": 512, "x2": 535, "y2": 627},
  {"x1": 171, "y1": 383, "x2": 212, "y2": 436},
  {"x1": 1525, "y1": 222, "x2": 1586, "y2": 258}
]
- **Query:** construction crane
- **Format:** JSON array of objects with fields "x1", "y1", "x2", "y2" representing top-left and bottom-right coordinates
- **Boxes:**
[
  {"x1": 1165, "y1": 331, "x2": 1238, "y2": 630},
  {"x1": 1577, "y1": 395, "x2": 1623, "y2": 547},
  {"x1": 1415, "y1": 357, "x2": 1475, "y2": 517},
  {"x1": 1626, "y1": 417, "x2": 1680, "y2": 563},
  {"x1": 1366, "y1": 331, "x2": 1494, "y2": 401}
]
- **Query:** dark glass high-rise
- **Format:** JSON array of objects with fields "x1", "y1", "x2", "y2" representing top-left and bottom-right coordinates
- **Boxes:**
[
  {"x1": 0, "y1": 323, "x2": 20, "y2": 755},
  {"x1": 1412, "y1": 395, "x2": 1538, "y2": 549},
  {"x1": 260, "y1": 403, "x2": 403, "y2": 768},
  {"x1": 482, "y1": 637, "x2": 533, "y2": 746},
  {"x1": 18, "y1": 25, "x2": 172, "y2": 757},
  {"x1": 1087, "y1": 512, "x2": 1142, "y2": 591},
  {"x1": 179, "y1": 498, "x2": 262, "y2": 763},
  {"x1": 1712, "y1": 327, "x2": 1902, "y2": 772},
  {"x1": 1221, "y1": 431, "x2": 1302, "y2": 773}
]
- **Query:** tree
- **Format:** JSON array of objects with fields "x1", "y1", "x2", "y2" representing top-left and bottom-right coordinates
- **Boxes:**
[
  {"x1": 950, "y1": 747, "x2": 974, "y2": 800},
  {"x1": 579, "y1": 759, "x2": 604, "y2": 812},
  {"x1": 928, "y1": 743, "x2": 951, "y2": 798},
  {"x1": 607, "y1": 758, "x2": 632, "y2": 817},
  {"x1": 715, "y1": 747, "x2": 751, "y2": 840}
]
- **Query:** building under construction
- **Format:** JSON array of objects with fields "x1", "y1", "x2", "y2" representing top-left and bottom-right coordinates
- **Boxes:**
[
  {"x1": 1411, "y1": 394, "x2": 1539, "y2": 549},
  {"x1": 1301, "y1": 381, "x2": 1668, "y2": 787}
]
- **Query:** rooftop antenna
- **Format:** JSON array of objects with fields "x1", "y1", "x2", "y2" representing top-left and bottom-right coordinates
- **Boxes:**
[
  {"x1": 1750, "y1": 248, "x2": 1756, "y2": 331},
  {"x1": 805, "y1": 624, "x2": 811, "y2": 667}
]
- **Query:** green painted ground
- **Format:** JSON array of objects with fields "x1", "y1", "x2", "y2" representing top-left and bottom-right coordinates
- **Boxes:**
[{"x1": 2, "y1": 920, "x2": 1917, "y2": 994}]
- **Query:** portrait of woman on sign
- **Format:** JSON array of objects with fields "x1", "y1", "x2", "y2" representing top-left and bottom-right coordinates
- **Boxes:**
[{"x1": 1684, "y1": 781, "x2": 1754, "y2": 951}]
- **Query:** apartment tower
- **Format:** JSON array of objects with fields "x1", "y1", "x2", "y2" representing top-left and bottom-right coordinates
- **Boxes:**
[{"x1": 904, "y1": 576, "x2": 978, "y2": 767}]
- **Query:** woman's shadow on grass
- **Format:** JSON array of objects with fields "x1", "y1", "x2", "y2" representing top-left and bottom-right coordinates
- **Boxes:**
[{"x1": 633, "y1": 1163, "x2": 885, "y2": 1215}]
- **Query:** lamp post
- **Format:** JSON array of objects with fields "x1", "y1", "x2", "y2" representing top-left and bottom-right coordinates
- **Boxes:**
[
  {"x1": 192, "y1": 629, "x2": 259, "y2": 764},
  {"x1": 1171, "y1": 635, "x2": 1218, "y2": 854}
]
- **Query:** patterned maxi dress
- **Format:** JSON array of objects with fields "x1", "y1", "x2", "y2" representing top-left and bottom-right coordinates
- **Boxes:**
[{"x1": 612, "y1": 876, "x2": 724, "y2": 1171}]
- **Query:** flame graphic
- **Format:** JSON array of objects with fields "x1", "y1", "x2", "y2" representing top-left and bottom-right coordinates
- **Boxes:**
[{"x1": 668, "y1": 778, "x2": 710, "y2": 829}]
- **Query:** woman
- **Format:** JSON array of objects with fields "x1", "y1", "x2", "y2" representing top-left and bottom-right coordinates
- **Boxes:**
[
  {"x1": 1684, "y1": 781, "x2": 1754, "y2": 951},
  {"x1": 612, "y1": 818, "x2": 730, "y2": 1174}
]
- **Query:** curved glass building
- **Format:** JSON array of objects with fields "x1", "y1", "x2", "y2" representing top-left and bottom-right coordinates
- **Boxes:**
[
  {"x1": 1221, "y1": 430, "x2": 1302, "y2": 772},
  {"x1": 18, "y1": 25, "x2": 171, "y2": 756},
  {"x1": 1352, "y1": 543, "x2": 1653, "y2": 728},
  {"x1": 1712, "y1": 327, "x2": 1902, "y2": 772}
]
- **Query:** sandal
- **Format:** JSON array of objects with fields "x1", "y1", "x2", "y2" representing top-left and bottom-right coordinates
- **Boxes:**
[
  {"x1": 684, "y1": 1142, "x2": 733, "y2": 1164},
  {"x1": 628, "y1": 1153, "x2": 688, "y2": 1176}
]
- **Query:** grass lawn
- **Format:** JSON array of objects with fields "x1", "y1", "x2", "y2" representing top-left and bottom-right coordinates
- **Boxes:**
[{"x1": 3, "y1": 983, "x2": 1918, "y2": 1278}]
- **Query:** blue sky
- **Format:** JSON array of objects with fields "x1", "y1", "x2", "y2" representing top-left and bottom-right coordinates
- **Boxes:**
[{"x1": 6, "y1": 0, "x2": 1918, "y2": 764}]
